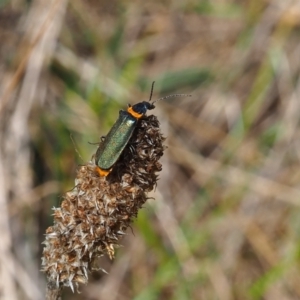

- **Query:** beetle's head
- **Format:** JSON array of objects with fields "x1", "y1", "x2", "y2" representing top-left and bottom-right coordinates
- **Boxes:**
[{"x1": 131, "y1": 101, "x2": 155, "y2": 115}]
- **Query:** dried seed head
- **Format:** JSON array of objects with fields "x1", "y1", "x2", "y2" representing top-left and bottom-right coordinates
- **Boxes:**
[{"x1": 42, "y1": 115, "x2": 165, "y2": 291}]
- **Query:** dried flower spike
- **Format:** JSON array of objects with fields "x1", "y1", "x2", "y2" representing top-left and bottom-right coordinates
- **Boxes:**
[
  {"x1": 42, "y1": 84, "x2": 190, "y2": 297},
  {"x1": 42, "y1": 114, "x2": 165, "y2": 293}
]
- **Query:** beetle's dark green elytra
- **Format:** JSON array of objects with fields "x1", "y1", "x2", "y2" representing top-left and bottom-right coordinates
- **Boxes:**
[
  {"x1": 95, "y1": 83, "x2": 190, "y2": 177},
  {"x1": 95, "y1": 101, "x2": 155, "y2": 176}
]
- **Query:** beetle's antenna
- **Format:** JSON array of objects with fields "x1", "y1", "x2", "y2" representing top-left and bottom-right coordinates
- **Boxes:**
[
  {"x1": 147, "y1": 81, "x2": 191, "y2": 104},
  {"x1": 149, "y1": 81, "x2": 155, "y2": 102},
  {"x1": 152, "y1": 93, "x2": 191, "y2": 105}
]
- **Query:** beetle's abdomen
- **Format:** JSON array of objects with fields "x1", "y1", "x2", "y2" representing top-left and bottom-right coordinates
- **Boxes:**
[{"x1": 95, "y1": 110, "x2": 137, "y2": 170}]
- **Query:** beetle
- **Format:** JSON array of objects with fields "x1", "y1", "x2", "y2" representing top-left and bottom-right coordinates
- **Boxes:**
[{"x1": 95, "y1": 82, "x2": 190, "y2": 177}]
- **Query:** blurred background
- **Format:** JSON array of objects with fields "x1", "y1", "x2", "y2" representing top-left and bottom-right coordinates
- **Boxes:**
[{"x1": 1, "y1": 0, "x2": 300, "y2": 299}]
